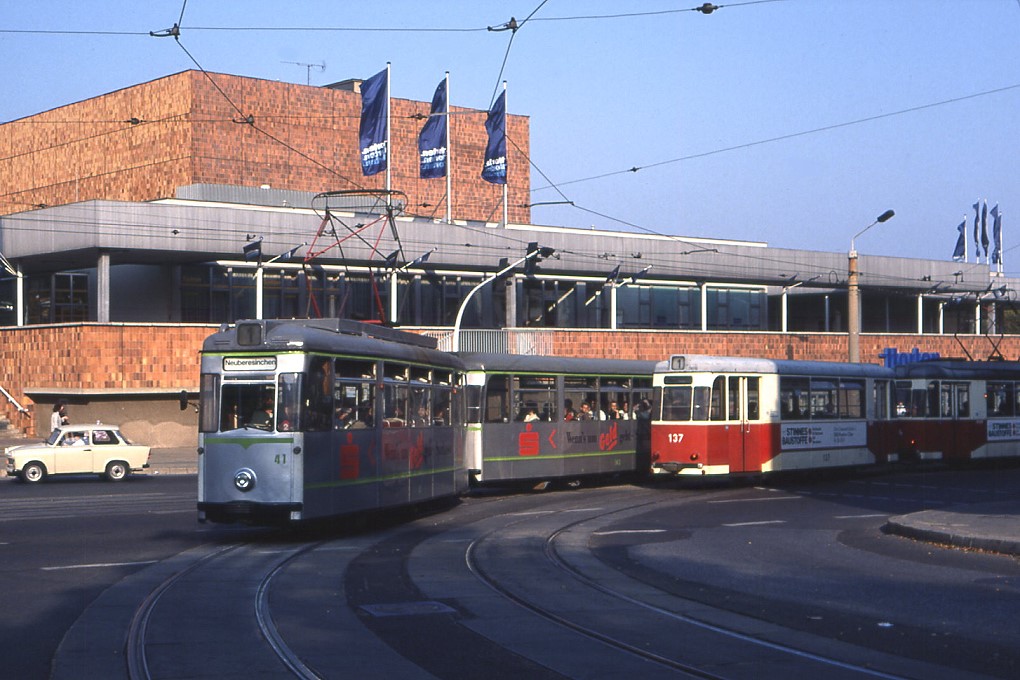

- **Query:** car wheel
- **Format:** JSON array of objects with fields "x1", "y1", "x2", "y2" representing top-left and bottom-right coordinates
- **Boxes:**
[
  {"x1": 105, "y1": 461, "x2": 129, "y2": 481},
  {"x1": 22, "y1": 462, "x2": 46, "y2": 483}
]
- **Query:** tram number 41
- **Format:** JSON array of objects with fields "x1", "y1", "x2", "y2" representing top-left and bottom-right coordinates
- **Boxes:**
[
  {"x1": 667, "y1": 433, "x2": 685, "y2": 444},
  {"x1": 274, "y1": 454, "x2": 288, "y2": 465}
]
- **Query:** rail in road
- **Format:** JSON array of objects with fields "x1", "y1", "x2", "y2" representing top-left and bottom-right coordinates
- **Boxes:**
[{"x1": 49, "y1": 480, "x2": 1009, "y2": 679}]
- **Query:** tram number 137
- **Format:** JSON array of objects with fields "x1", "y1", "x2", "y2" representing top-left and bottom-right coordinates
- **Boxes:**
[{"x1": 667, "y1": 433, "x2": 685, "y2": 444}]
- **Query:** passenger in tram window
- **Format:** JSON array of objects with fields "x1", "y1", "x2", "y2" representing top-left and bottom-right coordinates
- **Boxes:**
[
  {"x1": 522, "y1": 407, "x2": 540, "y2": 422},
  {"x1": 250, "y1": 397, "x2": 274, "y2": 429},
  {"x1": 563, "y1": 399, "x2": 576, "y2": 421},
  {"x1": 618, "y1": 401, "x2": 631, "y2": 420},
  {"x1": 335, "y1": 407, "x2": 355, "y2": 429},
  {"x1": 433, "y1": 402, "x2": 448, "y2": 426},
  {"x1": 576, "y1": 402, "x2": 594, "y2": 420},
  {"x1": 352, "y1": 403, "x2": 373, "y2": 429},
  {"x1": 607, "y1": 401, "x2": 623, "y2": 420}
]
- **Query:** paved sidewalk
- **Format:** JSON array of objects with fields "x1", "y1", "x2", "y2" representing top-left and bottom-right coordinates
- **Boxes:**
[{"x1": 884, "y1": 501, "x2": 1020, "y2": 557}]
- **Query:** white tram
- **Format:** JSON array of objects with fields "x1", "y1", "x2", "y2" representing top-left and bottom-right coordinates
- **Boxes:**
[
  {"x1": 197, "y1": 319, "x2": 467, "y2": 524},
  {"x1": 458, "y1": 354, "x2": 656, "y2": 485},
  {"x1": 651, "y1": 355, "x2": 894, "y2": 476}
]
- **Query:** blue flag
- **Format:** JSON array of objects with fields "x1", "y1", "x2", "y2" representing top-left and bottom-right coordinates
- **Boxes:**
[
  {"x1": 418, "y1": 78, "x2": 448, "y2": 179},
  {"x1": 481, "y1": 91, "x2": 507, "y2": 185},
  {"x1": 952, "y1": 219, "x2": 966, "y2": 262},
  {"x1": 973, "y1": 201, "x2": 982, "y2": 258},
  {"x1": 981, "y1": 200, "x2": 990, "y2": 258},
  {"x1": 359, "y1": 68, "x2": 388, "y2": 176},
  {"x1": 991, "y1": 204, "x2": 1003, "y2": 266}
]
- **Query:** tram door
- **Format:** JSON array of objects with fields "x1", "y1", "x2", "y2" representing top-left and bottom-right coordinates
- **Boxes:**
[{"x1": 719, "y1": 375, "x2": 761, "y2": 473}]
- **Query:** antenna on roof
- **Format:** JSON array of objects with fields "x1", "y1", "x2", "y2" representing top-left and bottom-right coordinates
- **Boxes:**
[{"x1": 281, "y1": 60, "x2": 326, "y2": 85}]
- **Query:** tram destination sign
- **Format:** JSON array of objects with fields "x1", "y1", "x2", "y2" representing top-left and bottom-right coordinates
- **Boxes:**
[{"x1": 223, "y1": 356, "x2": 277, "y2": 371}]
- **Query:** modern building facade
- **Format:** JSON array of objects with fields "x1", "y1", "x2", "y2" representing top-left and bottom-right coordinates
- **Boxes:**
[{"x1": 1, "y1": 72, "x2": 1017, "y2": 443}]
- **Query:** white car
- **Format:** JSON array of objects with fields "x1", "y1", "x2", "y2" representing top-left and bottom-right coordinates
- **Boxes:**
[{"x1": 5, "y1": 424, "x2": 150, "y2": 483}]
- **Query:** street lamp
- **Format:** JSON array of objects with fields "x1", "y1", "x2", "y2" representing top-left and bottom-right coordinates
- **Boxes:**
[
  {"x1": 848, "y1": 209, "x2": 895, "y2": 362},
  {"x1": 451, "y1": 243, "x2": 553, "y2": 351}
]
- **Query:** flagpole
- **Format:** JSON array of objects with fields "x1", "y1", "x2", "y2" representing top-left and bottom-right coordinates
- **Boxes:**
[
  {"x1": 445, "y1": 71, "x2": 452, "y2": 224},
  {"x1": 502, "y1": 80, "x2": 508, "y2": 229},
  {"x1": 964, "y1": 215, "x2": 969, "y2": 263},
  {"x1": 385, "y1": 62, "x2": 392, "y2": 204}
]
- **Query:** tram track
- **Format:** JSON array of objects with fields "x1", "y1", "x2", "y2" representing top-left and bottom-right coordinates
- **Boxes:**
[
  {"x1": 457, "y1": 488, "x2": 954, "y2": 680},
  {"x1": 124, "y1": 539, "x2": 325, "y2": 680}
]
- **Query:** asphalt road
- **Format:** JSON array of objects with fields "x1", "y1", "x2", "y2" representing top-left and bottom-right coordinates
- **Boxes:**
[{"x1": 1, "y1": 467, "x2": 1018, "y2": 679}]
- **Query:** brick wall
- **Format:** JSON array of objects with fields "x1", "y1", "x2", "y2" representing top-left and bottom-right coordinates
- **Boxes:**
[
  {"x1": 0, "y1": 324, "x2": 213, "y2": 436},
  {"x1": 1, "y1": 71, "x2": 530, "y2": 224},
  {"x1": 3, "y1": 324, "x2": 1019, "y2": 437}
]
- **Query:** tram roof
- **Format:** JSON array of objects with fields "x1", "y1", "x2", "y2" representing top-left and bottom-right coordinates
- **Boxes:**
[
  {"x1": 457, "y1": 352, "x2": 657, "y2": 377},
  {"x1": 203, "y1": 318, "x2": 463, "y2": 368},
  {"x1": 893, "y1": 359, "x2": 1020, "y2": 380},
  {"x1": 657, "y1": 354, "x2": 894, "y2": 379}
]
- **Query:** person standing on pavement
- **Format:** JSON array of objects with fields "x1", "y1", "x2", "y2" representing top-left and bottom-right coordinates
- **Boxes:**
[{"x1": 50, "y1": 400, "x2": 69, "y2": 433}]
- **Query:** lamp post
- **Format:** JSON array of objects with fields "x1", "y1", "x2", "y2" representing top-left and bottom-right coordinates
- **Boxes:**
[
  {"x1": 451, "y1": 244, "x2": 552, "y2": 352},
  {"x1": 848, "y1": 209, "x2": 895, "y2": 362}
]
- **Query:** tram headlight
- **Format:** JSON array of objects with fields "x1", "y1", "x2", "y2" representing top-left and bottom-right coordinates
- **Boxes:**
[{"x1": 234, "y1": 468, "x2": 257, "y2": 492}]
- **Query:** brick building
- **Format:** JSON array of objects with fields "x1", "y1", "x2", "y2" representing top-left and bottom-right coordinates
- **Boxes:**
[
  {"x1": 0, "y1": 70, "x2": 530, "y2": 224},
  {"x1": 1, "y1": 71, "x2": 1019, "y2": 444}
]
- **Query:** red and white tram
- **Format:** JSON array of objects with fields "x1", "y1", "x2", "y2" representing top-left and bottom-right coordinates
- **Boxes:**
[
  {"x1": 891, "y1": 360, "x2": 1020, "y2": 463},
  {"x1": 651, "y1": 355, "x2": 894, "y2": 476}
]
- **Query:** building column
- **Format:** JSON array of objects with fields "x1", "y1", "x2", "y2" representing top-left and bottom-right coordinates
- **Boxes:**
[
  {"x1": 781, "y1": 290, "x2": 789, "y2": 333},
  {"x1": 938, "y1": 301, "x2": 945, "y2": 334},
  {"x1": 916, "y1": 294, "x2": 923, "y2": 335},
  {"x1": 700, "y1": 283, "x2": 708, "y2": 332},
  {"x1": 15, "y1": 264, "x2": 24, "y2": 326},
  {"x1": 97, "y1": 251, "x2": 110, "y2": 323},
  {"x1": 255, "y1": 267, "x2": 265, "y2": 320},
  {"x1": 610, "y1": 283, "x2": 618, "y2": 330}
]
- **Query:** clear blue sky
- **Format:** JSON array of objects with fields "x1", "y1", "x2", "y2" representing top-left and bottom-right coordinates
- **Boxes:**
[{"x1": 3, "y1": 1, "x2": 1019, "y2": 269}]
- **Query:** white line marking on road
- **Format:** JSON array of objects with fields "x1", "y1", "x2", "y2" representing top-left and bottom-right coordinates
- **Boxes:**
[
  {"x1": 834, "y1": 513, "x2": 888, "y2": 519},
  {"x1": 42, "y1": 560, "x2": 158, "y2": 571},
  {"x1": 708, "y1": 496, "x2": 801, "y2": 504},
  {"x1": 722, "y1": 520, "x2": 786, "y2": 527},
  {"x1": 591, "y1": 529, "x2": 668, "y2": 536}
]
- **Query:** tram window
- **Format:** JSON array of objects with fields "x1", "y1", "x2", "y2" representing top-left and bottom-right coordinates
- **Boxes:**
[
  {"x1": 199, "y1": 373, "x2": 220, "y2": 433},
  {"x1": 779, "y1": 377, "x2": 809, "y2": 420},
  {"x1": 727, "y1": 377, "x2": 740, "y2": 420},
  {"x1": 662, "y1": 386, "x2": 692, "y2": 421},
  {"x1": 692, "y1": 386, "x2": 710, "y2": 421},
  {"x1": 336, "y1": 358, "x2": 375, "y2": 380},
  {"x1": 810, "y1": 378, "x2": 838, "y2": 419},
  {"x1": 384, "y1": 383, "x2": 409, "y2": 426},
  {"x1": 839, "y1": 380, "x2": 864, "y2": 419},
  {"x1": 230, "y1": 384, "x2": 276, "y2": 430},
  {"x1": 515, "y1": 375, "x2": 557, "y2": 422},
  {"x1": 893, "y1": 382, "x2": 911, "y2": 417},
  {"x1": 908, "y1": 388, "x2": 928, "y2": 417},
  {"x1": 384, "y1": 363, "x2": 408, "y2": 382},
  {"x1": 926, "y1": 381, "x2": 941, "y2": 419},
  {"x1": 335, "y1": 380, "x2": 375, "y2": 429},
  {"x1": 987, "y1": 382, "x2": 1014, "y2": 417},
  {"x1": 485, "y1": 375, "x2": 509, "y2": 423},
  {"x1": 874, "y1": 380, "x2": 890, "y2": 420},
  {"x1": 632, "y1": 378, "x2": 653, "y2": 420},
  {"x1": 710, "y1": 376, "x2": 725, "y2": 421},
  {"x1": 409, "y1": 385, "x2": 432, "y2": 427},
  {"x1": 746, "y1": 377, "x2": 759, "y2": 420},
  {"x1": 956, "y1": 384, "x2": 970, "y2": 418},
  {"x1": 278, "y1": 373, "x2": 302, "y2": 431},
  {"x1": 939, "y1": 383, "x2": 954, "y2": 418}
]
